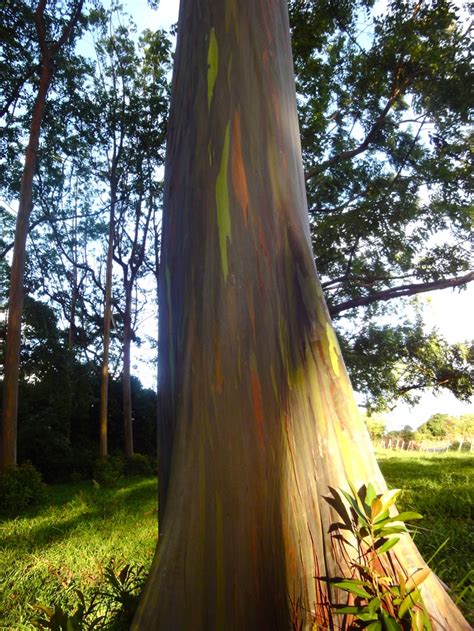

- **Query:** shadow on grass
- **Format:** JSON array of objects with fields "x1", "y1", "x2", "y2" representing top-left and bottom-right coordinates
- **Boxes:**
[{"x1": 0, "y1": 477, "x2": 158, "y2": 552}]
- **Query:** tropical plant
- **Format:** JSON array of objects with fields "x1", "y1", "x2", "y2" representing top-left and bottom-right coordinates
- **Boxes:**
[{"x1": 324, "y1": 483, "x2": 431, "y2": 629}]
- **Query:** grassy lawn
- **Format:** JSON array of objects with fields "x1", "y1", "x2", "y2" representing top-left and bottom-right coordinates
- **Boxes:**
[
  {"x1": 0, "y1": 477, "x2": 158, "y2": 629},
  {"x1": 0, "y1": 452, "x2": 472, "y2": 628},
  {"x1": 377, "y1": 449, "x2": 473, "y2": 622}
]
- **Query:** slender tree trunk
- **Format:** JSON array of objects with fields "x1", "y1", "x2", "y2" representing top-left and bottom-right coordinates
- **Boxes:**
[
  {"x1": 122, "y1": 278, "x2": 134, "y2": 457},
  {"x1": 68, "y1": 191, "x2": 79, "y2": 349},
  {"x1": 133, "y1": 2, "x2": 469, "y2": 629},
  {"x1": 1, "y1": 54, "x2": 53, "y2": 470},
  {"x1": 99, "y1": 179, "x2": 116, "y2": 458}
]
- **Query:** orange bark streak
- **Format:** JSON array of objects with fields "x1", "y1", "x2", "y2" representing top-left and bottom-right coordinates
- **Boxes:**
[
  {"x1": 231, "y1": 110, "x2": 249, "y2": 225},
  {"x1": 250, "y1": 370, "x2": 265, "y2": 449}
]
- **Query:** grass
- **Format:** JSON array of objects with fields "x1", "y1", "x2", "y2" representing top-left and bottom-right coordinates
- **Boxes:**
[
  {"x1": 377, "y1": 449, "x2": 473, "y2": 622},
  {"x1": 0, "y1": 452, "x2": 472, "y2": 628},
  {"x1": 0, "y1": 477, "x2": 158, "y2": 629}
]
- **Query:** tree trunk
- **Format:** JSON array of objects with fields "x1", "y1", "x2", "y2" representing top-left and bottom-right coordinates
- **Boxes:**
[
  {"x1": 1, "y1": 54, "x2": 53, "y2": 470},
  {"x1": 133, "y1": 2, "x2": 469, "y2": 629},
  {"x1": 122, "y1": 277, "x2": 134, "y2": 457},
  {"x1": 99, "y1": 181, "x2": 116, "y2": 459}
]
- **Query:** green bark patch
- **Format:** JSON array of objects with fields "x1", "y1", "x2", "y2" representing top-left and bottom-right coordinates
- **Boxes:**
[
  {"x1": 207, "y1": 28, "x2": 218, "y2": 110},
  {"x1": 216, "y1": 122, "x2": 232, "y2": 281}
]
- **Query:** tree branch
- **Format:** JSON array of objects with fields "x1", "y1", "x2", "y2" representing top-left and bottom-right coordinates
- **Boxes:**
[
  {"x1": 304, "y1": 64, "x2": 406, "y2": 181},
  {"x1": 328, "y1": 272, "x2": 474, "y2": 316}
]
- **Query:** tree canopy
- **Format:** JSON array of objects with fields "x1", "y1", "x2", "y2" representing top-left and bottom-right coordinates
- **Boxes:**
[{"x1": 0, "y1": 0, "x2": 472, "y2": 467}]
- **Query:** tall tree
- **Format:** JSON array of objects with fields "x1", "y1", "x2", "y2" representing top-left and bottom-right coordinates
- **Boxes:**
[
  {"x1": 289, "y1": 0, "x2": 473, "y2": 408},
  {"x1": 92, "y1": 13, "x2": 170, "y2": 457},
  {"x1": 1, "y1": 0, "x2": 85, "y2": 469},
  {"x1": 134, "y1": 2, "x2": 468, "y2": 629}
]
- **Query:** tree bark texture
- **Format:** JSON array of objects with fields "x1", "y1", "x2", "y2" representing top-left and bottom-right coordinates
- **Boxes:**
[
  {"x1": 99, "y1": 187, "x2": 115, "y2": 459},
  {"x1": 133, "y1": 2, "x2": 469, "y2": 629},
  {"x1": 1, "y1": 54, "x2": 53, "y2": 469},
  {"x1": 122, "y1": 277, "x2": 134, "y2": 457}
]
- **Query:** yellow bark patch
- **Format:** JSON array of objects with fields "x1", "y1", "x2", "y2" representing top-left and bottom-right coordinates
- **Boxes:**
[
  {"x1": 325, "y1": 322, "x2": 340, "y2": 377},
  {"x1": 216, "y1": 122, "x2": 232, "y2": 281},
  {"x1": 207, "y1": 28, "x2": 218, "y2": 111}
]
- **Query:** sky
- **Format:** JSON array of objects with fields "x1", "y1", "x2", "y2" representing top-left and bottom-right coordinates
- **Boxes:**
[{"x1": 123, "y1": 0, "x2": 473, "y2": 430}]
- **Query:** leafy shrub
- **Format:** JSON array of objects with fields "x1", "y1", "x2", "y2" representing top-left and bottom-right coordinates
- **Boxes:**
[
  {"x1": 324, "y1": 483, "x2": 430, "y2": 629},
  {"x1": 32, "y1": 563, "x2": 146, "y2": 630},
  {"x1": 32, "y1": 590, "x2": 104, "y2": 630},
  {"x1": 0, "y1": 462, "x2": 45, "y2": 514},
  {"x1": 123, "y1": 453, "x2": 155, "y2": 477},
  {"x1": 92, "y1": 456, "x2": 124, "y2": 487}
]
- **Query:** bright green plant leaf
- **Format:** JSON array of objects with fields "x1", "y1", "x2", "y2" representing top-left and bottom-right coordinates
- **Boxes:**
[
  {"x1": 368, "y1": 597, "x2": 381, "y2": 614},
  {"x1": 382, "y1": 613, "x2": 402, "y2": 631},
  {"x1": 333, "y1": 580, "x2": 373, "y2": 599},
  {"x1": 398, "y1": 589, "x2": 421, "y2": 619},
  {"x1": 376, "y1": 537, "x2": 400, "y2": 554}
]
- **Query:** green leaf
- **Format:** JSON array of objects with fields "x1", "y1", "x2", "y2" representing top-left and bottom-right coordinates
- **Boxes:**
[
  {"x1": 366, "y1": 622, "x2": 383, "y2": 631},
  {"x1": 382, "y1": 612, "x2": 402, "y2": 630},
  {"x1": 359, "y1": 612, "x2": 379, "y2": 621},
  {"x1": 394, "y1": 511, "x2": 423, "y2": 522},
  {"x1": 376, "y1": 537, "x2": 400, "y2": 554},
  {"x1": 366, "y1": 482, "x2": 377, "y2": 508},
  {"x1": 368, "y1": 597, "x2": 381, "y2": 613},
  {"x1": 341, "y1": 488, "x2": 367, "y2": 523},
  {"x1": 398, "y1": 589, "x2": 421, "y2": 619},
  {"x1": 333, "y1": 580, "x2": 373, "y2": 599},
  {"x1": 376, "y1": 489, "x2": 401, "y2": 516},
  {"x1": 333, "y1": 605, "x2": 369, "y2": 614},
  {"x1": 374, "y1": 526, "x2": 408, "y2": 537}
]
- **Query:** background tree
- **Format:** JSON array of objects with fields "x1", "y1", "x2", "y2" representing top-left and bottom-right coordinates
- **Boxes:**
[
  {"x1": 289, "y1": 0, "x2": 473, "y2": 410},
  {"x1": 91, "y1": 9, "x2": 170, "y2": 456},
  {"x1": 417, "y1": 412, "x2": 457, "y2": 440},
  {"x1": 1, "y1": 0, "x2": 86, "y2": 469},
  {"x1": 133, "y1": 1, "x2": 468, "y2": 628},
  {"x1": 362, "y1": 413, "x2": 386, "y2": 441}
]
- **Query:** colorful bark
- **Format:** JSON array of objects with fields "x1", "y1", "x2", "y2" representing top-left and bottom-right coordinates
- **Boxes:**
[{"x1": 133, "y1": 1, "x2": 469, "y2": 629}]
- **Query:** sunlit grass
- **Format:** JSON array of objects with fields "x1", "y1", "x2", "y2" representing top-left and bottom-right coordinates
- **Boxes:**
[
  {"x1": 0, "y1": 452, "x2": 472, "y2": 628},
  {"x1": 377, "y1": 449, "x2": 473, "y2": 622},
  {"x1": 0, "y1": 477, "x2": 158, "y2": 628}
]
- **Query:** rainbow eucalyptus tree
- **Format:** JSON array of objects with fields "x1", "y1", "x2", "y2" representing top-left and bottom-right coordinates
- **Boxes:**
[{"x1": 133, "y1": 1, "x2": 468, "y2": 628}]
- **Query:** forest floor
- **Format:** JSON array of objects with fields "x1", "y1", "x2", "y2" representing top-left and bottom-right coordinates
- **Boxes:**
[{"x1": 0, "y1": 451, "x2": 472, "y2": 628}]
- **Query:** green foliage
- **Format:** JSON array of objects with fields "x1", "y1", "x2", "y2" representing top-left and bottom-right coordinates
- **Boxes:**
[
  {"x1": 417, "y1": 413, "x2": 456, "y2": 439},
  {"x1": 325, "y1": 482, "x2": 430, "y2": 628},
  {"x1": 0, "y1": 462, "x2": 44, "y2": 514},
  {"x1": 341, "y1": 318, "x2": 474, "y2": 411},
  {"x1": 31, "y1": 563, "x2": 146, "y2": 630},
  {"x1": 288, "y1": 0, "x2": 473, "y2": 408},
  {"x1": 32, "y1": 590, "x2": 105, "y2": 630},
  {"x1": 123, "y1": 453, "x2": 155, "y2": 477},
  {"x1": 92, "y1": 456, "x2": 124, "y2": 488},
  {"x1": 363, "y1": 414, "x2": 386, "y2": 440}
]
